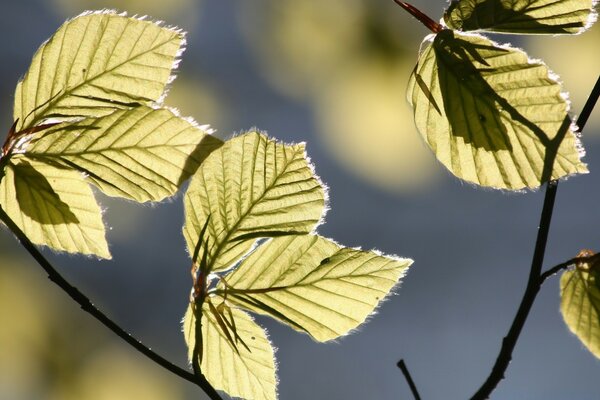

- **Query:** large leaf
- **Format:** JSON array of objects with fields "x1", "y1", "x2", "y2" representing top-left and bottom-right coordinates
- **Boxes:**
[
  {"x1": 183, "y1": 132, "x2": 326, "y2": 272},
  {"x1": 14, "y1": 10, "x2": 184, "y2": 130},
  {"x1": 444, "y1": 0, "x2": 596, "y2": 34},
  {"x1": 560, "y1": 252, "x2": 600, "y2": 358},
  {"x1": 407, "y1": 30, "x2": 586, "y2": 190},
  {"x1": 183, "y1": 302, "x2": 277, "y2": 400},
  {"x1": 217, "y1": 235, "x2": 412, "y2": 342},
  {"x1": 0, "y1": 157, "x2": 109, "y2": 258},
  {"x1": 24, "y1": 106, "x2": 222, "y2": 202}
]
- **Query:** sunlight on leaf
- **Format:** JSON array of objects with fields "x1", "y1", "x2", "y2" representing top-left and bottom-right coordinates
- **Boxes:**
[
  {"x1": 183, "y1": 302, "x2": 277, "y2": 400},
  {"x1": 0, "y1": 157, "x2": 109, "y2": 258},
  {"x1": 182, "y1": 132, "x2": 412, "y2": 398},
  {"x1": 408, "y1": 30, "x2": 587, "y2": 190},
  {"x1": 560, "y1": 250, "x2": 600, "y2": 359},
  {"x1": 526, "y1": 24, "x2": 600, "y2": 132},
  {"x1": 444, "y1": 0, "x2": 597, "y2": 35},
  {"x1": 25, "y1": 106, "x2": 222, "y2": 202},
  {"x1": 218, "y1": 235, "x2": 412, "y2": 342},
  {"x1": 0, "y1": 12, "x2": 219, "y2": 258},
  {"x1": 183, "y1": 132, "x2": 326, "y2": 272},
  {"x1": 14, "y1": 10, "x2": 184, "y2": 130}
]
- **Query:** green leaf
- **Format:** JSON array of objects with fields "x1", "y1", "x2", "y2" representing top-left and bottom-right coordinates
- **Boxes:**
[
  {"x1": 0, "y1": 157, "x2": 109, "y2": 258},
  {"x1": 24, "y1": 106, "x2": 222, "y2": 202},
  {"x1": 217, "y1": 235, "x2": 412, "y2": 342},
  {"x1": 407, "y1": 30, "x2": 587, "y2": 190},
  {"x1": 14, "y1": 10, "x2": 184, "y2": 130},
  {"x1": 183, "y1": 132, "x2": 326, "y2": 272},
  {"x1": 183, "y1": 302, "x2": 277, "y2": 400},
  {"x1": 560, "y1": 256, "x2": 600, "y2": 358},
  {"x1": 444, "y1": 0, "x2": 597, "y2": 34}
]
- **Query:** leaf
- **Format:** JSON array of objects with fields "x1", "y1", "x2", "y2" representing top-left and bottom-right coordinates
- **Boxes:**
[
  {"x1": 183, "y1": 132, "x2": 326, "y2": 272},
  {"x1": 0, "y1": 157, "x2": 109, "y2": 258},
  {"x1": 407, "y1": 30, "x2": 587, "y2": 190},
  {"x1": 24, "y1": 106, "x2": 222, "y2": 202},
  {"x1": 560, "y1": 252, "x2": 600, "y2": 358},
  {"x1": 444, "y1": 0, "x2": 597, "y2": 34},
  {"x1": 217, "y1": 235, "x2": 412, "y2": 342},
  {"x1": 183, "y1": 302, "x2": 277, "y2": 400},
  {"x1": 14, "y1": 10, "x2": 184, "y2": 130}
]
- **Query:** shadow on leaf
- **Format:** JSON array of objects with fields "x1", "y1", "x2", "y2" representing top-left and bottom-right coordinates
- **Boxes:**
[{"x1": 13, "y1": 161, "x2": 78, "y2": 224}]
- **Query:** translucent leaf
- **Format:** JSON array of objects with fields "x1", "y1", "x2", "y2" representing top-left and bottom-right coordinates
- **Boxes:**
[
  {"x1": 183, "y1": 132, "x2": 326, "y2": 272},
  {"x1": 14, "y1": 10, "x2": 184, "y2": 130},
  {"x1": 0, "y1": 157, "x2": 109, "y2": 258},
  {"x1": 407, "y1": 30, "x2": 587, "y2": 190},
  {"x1": 183, "y1": 302, "x2": 277, "y2": 400},
  {"x1": 25, "y1": 106, "x2": 222, "y2": 202},
  {"x1": 217, "y1": 235, "x2": 412, "y2": 342},
  {"x1": 444, "y1": 0, "x2": 597, "y2": 34},
  {"x1": 560, "y1": 254, "x2": 600, "y2": 358}
]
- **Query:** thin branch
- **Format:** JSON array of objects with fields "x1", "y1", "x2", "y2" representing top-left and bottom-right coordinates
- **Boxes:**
[
  {"x1": 539, "y1": 253, "x2": 600, "y2": 284},
  {"x1": 0, "y1": 206, "x2": 223, "y2": 400},
  {"x1": 397, "y1": 359, "x2": 422, "y2": 400},
  {"x1": 470, "y1": 74, "x2": 600, "y2": 400}
]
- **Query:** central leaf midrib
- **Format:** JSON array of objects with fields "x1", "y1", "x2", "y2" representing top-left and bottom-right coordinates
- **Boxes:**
[
  {"x1": 209, "y1": 145, "x2": 302, "y2": 270},
  {"x1": 26, "y1": 34, "x2": 178, "y2": 129}
]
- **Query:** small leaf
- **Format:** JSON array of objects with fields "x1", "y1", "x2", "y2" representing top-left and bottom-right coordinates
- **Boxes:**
[
  {"x1": 444, "y1": 0, "x2": 597, "y2": 35},
  {"x1": 407, "y1": 30, "x2": 586, "y2": 190},
  {"x1": 25, "y1": 106, "x2": 222, "y2": 202},
  {"x1": 560, "y1": 251, "x2": 600, "y2": 358},
  {"x1": 14, "y1": 10, "x2": 184, "y2": 130},
  {"x1": 0, "y1": 157, "x2": 109, "y2": 258},
  {"x1": 183, "y1": 132, "x2": 326, "y2": 272},
  {"x1": 183, "y1": 302, "x2": 277, "y2": 400},
  {"x1": 218, "y1": 235, "x2": 412, "y2": 342}
]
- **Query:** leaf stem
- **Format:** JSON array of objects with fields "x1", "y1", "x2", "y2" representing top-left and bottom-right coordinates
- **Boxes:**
[
  {"x1": 470, "y1": 74, "x2": 600, "y2": 399},
  {"x1": 397, "y1": 359, "x2": 422, "y2": 400},
  {"x1": 0, "y1": 206, "x2": 223, "y2": 400},
  {"x1": 539, "y1": 253, "x2": 600, "y2": 284},
  {"x1": 392, "y1": 1, "x2": 443, "y2": 33}
]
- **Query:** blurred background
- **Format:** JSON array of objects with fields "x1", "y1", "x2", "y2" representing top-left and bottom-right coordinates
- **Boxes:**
[{"x1": 1, "y1": 1, "x2": 599, "y2": 399}]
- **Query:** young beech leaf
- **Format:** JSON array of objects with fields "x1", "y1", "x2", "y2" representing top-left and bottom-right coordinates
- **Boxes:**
[
  {"x1": 216, "y1": 235, "x2": 412, "y2": 342},
  {"x1": 183, "y1": 132, "x2": 413, "y2": 399},
  {"x1": 444, "y1": 0, "x2": 597, "y2": 35},
  {"x1": 24, "y1": 106, "x2": 221, "y2": 202},
  {"x1": 0, "y1": 12, "x2": 221, "y2": 258},
  {"x1": 408, "y1": 29, "x2": 587, "y2": 190},
  {"x1": 560, "y1": 252, "x2": 600, "y2": 358},
  {"x1": 0, "y1": 157, "x2": 109, "y2": 258},
  {"x1": 183, "y1": 131, "x2": 326, "y2": 273},
  {"x1": 183, "y1": 303, "x2": 277, "y2": 400},
  {"x1": 14, "y1": 10, "x2": 185, "y2": 131}
]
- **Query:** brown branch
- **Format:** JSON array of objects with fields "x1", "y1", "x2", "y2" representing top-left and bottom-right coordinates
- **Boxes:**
[
  {"x1": 470, "y1": 74, "x2": 600, "y2": 399},
  {"x1": 0, "y1": 206, "x2": 222, "y2": 400},
  {"x1": 398, "y1": 359, "x2": 422, "y2": 400}
]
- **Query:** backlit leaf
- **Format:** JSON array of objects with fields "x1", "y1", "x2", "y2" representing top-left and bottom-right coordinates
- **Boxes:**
[
  {"x1": 25, "y1": 106, "x2": 222, "y2": 202},
  {"x1": 183, "y1": 302, "x2": 277, "y2": 400},
  {"x1": 0, "y1": 157, "x2": 109, "y2": 258},
  {"x1": 183, "y1": 132, "x2": 326, "y2": 272},
  {"x1": 560, "y1": 252, "x2": 600, "y2": 358},
  {"x1": 408, "y1": 30, "x2": 586, "y2": 190},
  {"x1": 217, "y1": 235, "x2": 412, "y2": 342},
  {"x1": 444, "y1": 0, "x2": 597, "y2": 35},
  {"x1": 14, "y1": 11, "x2": 184, "y2": 130}
]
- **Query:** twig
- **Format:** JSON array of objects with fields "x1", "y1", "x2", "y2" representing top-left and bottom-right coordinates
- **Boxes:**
[
  {"x1": 0, "y1": 206, "x2": 223, "y2": 400},
  {"x1": 539, "y1": 253, "x2": 600, "y2": 284},
  {"x1": 470, "y1": 74, "x2": 600, "y2": 399},
  {"x1": 397, "y1": 359, "x2": 422, "y2": 400}
]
